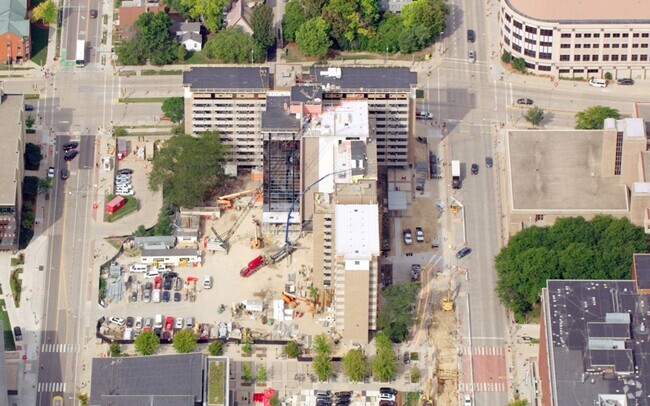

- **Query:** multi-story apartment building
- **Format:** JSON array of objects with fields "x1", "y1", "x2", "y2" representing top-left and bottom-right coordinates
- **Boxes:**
[
  {"x1": 0, "y1": 91, "x2": 25, "y2": 250},
  {"x1": 0, "y1": 0, "x2": 30, "y2": 65},
  {"x1": 500, "y1": 0, "x2": 650, "y2": 78},
  {"x1": 304, "y1": 102, "x2": 380, "y2": 343},
  {"x1": 307, "y1": 67, "x2": 417, "y2": 168},
  {"x1": 183, "y1": 67, "x2": 271, "y2": 173}
]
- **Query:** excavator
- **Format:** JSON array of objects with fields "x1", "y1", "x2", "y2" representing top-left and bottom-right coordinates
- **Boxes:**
[
  {"x1": 217, "y1": 189, "x2": 258, "y2": 209},
  {"x1": 282, "y1": 292, "x2": 319, "y2": 314}
]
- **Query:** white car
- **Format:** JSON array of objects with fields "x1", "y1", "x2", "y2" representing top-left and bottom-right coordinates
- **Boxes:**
[
  {"x1": 134, "y1": 316, "x2": 143, "y2": 332},
  {"x1": 204, "y1": 275, "x2": 213, "y2": 289},
  {"x1": 109, "y1": 316, "x2": 125, "y2": 326},
  {"x1": 463, "y1": 394, "x2": 472, "y2": 406},
  {"x1": 116, "y1": 190, "x2": 134, "y2": 196},
  {"x1": 415, "y1": 227, "x2": 424, "y2": 243},
  {"x1": 47, "y1": 167, "x2": 55, "y2": 178},
  {"x1": 175, "y1": 317, "x2": 184, "y2": 330},
  {"x1": 123, "y1": 328, "x2": 133, "y2": 340}
]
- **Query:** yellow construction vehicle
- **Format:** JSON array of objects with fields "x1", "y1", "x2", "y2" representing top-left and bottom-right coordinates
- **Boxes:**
[
  {"x1": 217, "y1": 189, "x2": 258, "y2": 209},
  {"x1": 442, "y1": 276, "x2": 454, "y2": 311},
  {"x1": 281, "y1": 293, "x2": 298, "y2": 308},
  {"x1": 251, "y1": 219, "x2": 263, "y2": 249},
  {"x1": 283, "y1": 291, "x2": 319, "y2": 314}
]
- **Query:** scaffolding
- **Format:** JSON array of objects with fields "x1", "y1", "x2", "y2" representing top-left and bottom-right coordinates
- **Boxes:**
[{"x1": 263, "y1": 137, "x2": 301, "y2": 218}]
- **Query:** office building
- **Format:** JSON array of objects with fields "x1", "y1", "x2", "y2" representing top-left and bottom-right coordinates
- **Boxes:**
[
  {"x1": 0, "y1": 0, "x2": 30, "y2": 65},
  {"x1": 500, "y1": 0, "x2": 650, "y2": 78}
]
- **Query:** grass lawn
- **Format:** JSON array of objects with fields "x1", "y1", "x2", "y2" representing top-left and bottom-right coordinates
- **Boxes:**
[
  {"x1": 10, "y1": 268, "x2": 23, "y2": 308},
  {"x1": 105, "y1": 195, "x2": 138, "y2": 222},
  {"x1": 118, "y1": 97, "x2": 167, "y2": 104},
  {"x1": 184, "y1": 51, "x2": 213, "y2": 65},
  {"x1": 0, "y1": 298, "x2": 16, "y2": 351},
  {"x1": 30, "y1": 25, "x2": 49, "y2": 67},
  {"x1": 207, "y1": 360, "x2": 225, "y2": 405},
  {"x1": 141, "y1": 69, "x2": 183, "y2": 76}
]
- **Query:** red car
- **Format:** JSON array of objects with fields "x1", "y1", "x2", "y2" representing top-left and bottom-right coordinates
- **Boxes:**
[{"x1": 164, "y1": 316, "x2": 174, "y2": 331}]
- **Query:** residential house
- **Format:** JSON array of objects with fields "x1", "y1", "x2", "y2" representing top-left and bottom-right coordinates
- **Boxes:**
[
  {"x1": 226, "y1": 0, "x2": 253, "y2": 34},
  {"x1": 173, "y1": 21, "x2": 202, "y2": 51},
  {"x1": 118, "y1": 0, "x2": 165, "y2": 30},
  {"x1": 0, "y1": 0, "x2": 30, "y2": 64}
]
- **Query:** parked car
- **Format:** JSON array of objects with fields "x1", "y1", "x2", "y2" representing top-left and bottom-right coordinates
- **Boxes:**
[
  {"x1": 416, "y1": 110, "x2": 433, "y2": 120},
  {"x1": 403, "y1": 351, "x2": 410, "y2": 364},
  {"x1": 467, "y1": 29, "x2": 475, "y2": 42},
  {"x1": 485, "y1": 157, "x2": 493, "y2": 168},
  {"x1": 164, "y1": 316, "x2": 174, "y2": 331},
  {"x1": 123, "y1": 328, "x2": 133, "y2": 340},
  {"x1": 116, "y1": 190, "x2": 134, "y2": 196},
  {"x1": 403, "y1": 229, "x2": 413, "y2": 245},
  {"x1": 48, "y1": 167, "x2": 55, "y2": 178},
  {"x1": 174, "y1": 292, "x2": 182, "y2": 302},
  {"x1": 64, "y1": 150, "x2": 78, "y2": 161},
  {"x1": 126, "y1": 317, "x2": 134, "y2": 328},
  {"x1": 60, "y1": 168, "x2": 69, "y2": 180},
  {"x1": 186, "y1": 317, "x2": 194, "y2": 329},
  {"x1": 89, "y1": 9, "x2": 98, "y2": 18},
  {"x1": 464, "y1": 394, "x2": 472, "y2": 406},
  {"x1": 468, "y1": 50, "x2": 476, "y2": 63},
  {"x1": 143, "y1": 288, "x2": 151, "y2": 303},
  {"x1": 175, "y1": 317, "x2": 184, "y2": 330},
  {"x1": 62, "y1": 141, "x2": 78, "y2": 151},
  {"x1": 109, "y1": 316, "x2": 125, "y2": 326},
  {"x1": 471, "y1": 163, "x2": 479, "y2": 175},
  {"x1": 143, "y1": 317, "x2": 153, "y2": 331},
  {"x1": 617, "y1": 78, "x2": 634, "y2": 85},
  {"x1": 204, "y1": 275, "x2": 213, "y2": 289},
  {"x1": 130, "y1": 290, "x2": 137, "y2": 302},
  {"x1": 163, "y1": 276, "x2": 173, "y2": 290},
  {"x1": 117, "y1": 168, "x2": 133, "y2": 175},
  {"x1": 415, "y1": 227, "x2": 424, "y2": 243},
  {"x1": 456, "y1": 247, "x2": 472, "y2": 259},
  {"x1": 174, "y1": 277, "x2": 183, "y2": 291},
  {"x1": 162, "y1": 291, "x2": 171, "y2": 302},
  {"x1": 516, "y1": 98, "x2": 533, "y2": 105},
  {"x1": 24, "y1": 104, "x2": 35, "y2": 111},
  {"x1": 13, "y1": 326, "x2": 22, "y2": 341},
  {"x1": 134, "y1": 317, "x2": 143, "y2": 332}
]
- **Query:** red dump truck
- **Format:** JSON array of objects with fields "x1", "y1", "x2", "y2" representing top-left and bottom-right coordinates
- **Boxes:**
[{"x1": 240, "y1": 255, "x2": 265, "y2": 277}]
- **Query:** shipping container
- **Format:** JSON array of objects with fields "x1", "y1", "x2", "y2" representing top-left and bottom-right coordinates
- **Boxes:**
[{"x1": 105, "y1": 196, "x2": 126, "y2": 214}]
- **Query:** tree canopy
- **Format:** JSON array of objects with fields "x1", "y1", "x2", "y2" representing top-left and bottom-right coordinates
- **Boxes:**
[
  {"x1": 282, "y1": 0, "x2": 306, "y2": 42},
  {"x1": 251, "y1": 4, "x2": 275, "y2": 49},
  {"x1": 134, "y1": 331, "x2": 160, "y2": 355},
  {"x1": 342, "y1": 348, "x2": 369, "y2": 382},
  {"x1": 161, "y1": 97, "x2": 185, "y2": 123},
  {"x1": 575, "y1": 106, "x2": 621, "y2": 129},
  {"x1": 208, "y1": 340, "x2": 224, "y2": 356},
  {"x1": 32, "y1": 0, "x2": 57, "y2": 24},
  {"x1": 172, "y1": 330, "x2": 198, "y2": 353},
  {"x1": 148, "y1": 132, "x2": 229, "y2": 207},
  {"x1": 312, "y1": 334, "x2": 333, "y2": 381},
  {"x1": 164, "y1": 0, "x2": 229, "y2": 32},
  {"x1": 284, "y1": 341, "x2": 300, "y2": 358},
  {"x1": 371, "y1": 332, "x2": 398, "y2": 381},
  {"x1": 524, "y1": 106, "x2": 544, "y2": 127},
  {"x1": 496, "y1": 215, "x2": 647, "y2": 320},
  {"x1": 205, "y1": 27, "x2": 266, "y2": 63},
  {"x1": 116, "y1": 11, "x2": 175, "y2": 65},
  {"x1": 377, "y1": 282, "x2": 421, "y2": 343},
  {"x1": 295, "y1": 18, "x2": 332, "y2": 58}
]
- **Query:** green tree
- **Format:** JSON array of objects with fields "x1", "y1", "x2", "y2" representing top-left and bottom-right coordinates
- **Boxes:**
[
  {"x1": 283, "y1": 0, "x2": 306, "y2": 42},
  {"x1": 148, "y1": 132, "x2": 229, "y2": 208},
  {"x1": 205, "y1": 27, "x2": 266, "y2": 63},
  {"x1": 401, "y1": 0, "x2": 448, "y2": 40},
  {"x1": 511, "y1": 57, "x2": 526, "y2": 72},
  {"x1": 575, "y1": 106, "x2": 621, "y2": 129},
  {"x1": 367, "y1": 13, "x2": 403, "y2": 53},
  {"x1": 269, "y1": 396, "x2": 281, "y2": 406},
  {"x1": 313, "y1": 334, "x2": 331, "y2": 355},
  {"x1": 162, "y1": 97, "x2": 185, "y2": 123},
  {"x1": 176, "y1": 44, "x2": 188, "y2": 62},
  {"x1": 24, "y1": 143, "x2": 43, "y2": 170},
  {"x1": 295, "y1": 17, "x2": 332, "y2": 58},
  {"x1": 501, "y1": 51, "x2": 512, "y2": 63},
  {"x1": 257, "y1": 364, "x2": 267, "y2": 382},
  {"x1": 162, "y1": 0, "x2": 192, "y2": 19},
  {"x1": 322, "y1": 0, "x2": 378, "y2": 50},
  {"x1": 109, "y1": 341, "x2": 121, "y2": 357},
  {"x1": 133, "y1": 225, "x2": 149, "y2": 237},
  {"x1": 115, "y1": 39, "x2": 144, "y2": 65},
  {"x1": 134, "y1": 331, "x2": 160, "y2": 355},
  {"x1": 524, "y1": 106, "x2": 544, "y2": 127},
  {"x1": 604, "y1": 72, "x2": 613, "y2": 80},
  {"x1": 251, "y1": 4, "x2": 275, "y2": 49},
  {"x1": 25, "y1": 115, "x2": 36, "y2": 129},
  {"x1": 173, "y1": 330, "x2": 198, "y2": 353},
  {"x1": 208, "y1": 340, "x2": 224, "y2": 356},
  {"x1": 313, "y1": 353, "x2": 333, "y2": 381},
  {"x1": 184, "y1": 0, "x2": 229, "y2": 32},
  {"x1": 410, "y1": 365, "x2": 421, "y2": 383},
  {"x1": 113, "y1": 127, "x2": 127, "y2": 137},
  {"x1": 495, "y1": 215, "x2": 647, "y2": 320},
  {"x1": 398, "y1": 25, "x2": 431, "y2": 54},
  {"x1": 242, "y1": 362, "x2": 253, "y2": 382},
  {"x1": 374, "y1": 332, "x2": 393, "y2": 352},
  {"x1": 284, "y1": 341, "x2": 300, "y2": 358},
  {"x1": 372, "y1": 346, "x2": 398, "y2": 382},
  {"x1": 342, "y1": 348, "x2": 368, "y2": 382},
  {"x1": 507, "y1": 401, "x2": 530, "y2": 406},
  {"x1": 38, "y1": 178, "x2": 52, "y2": 195},
  {"x1": 77, "y1": 393, "x2": 89, "y2": 406},
  {"x1": 377, "y1": 282, "x2": 420, "y2": 343},
  {"x1": 116, "y1": 11, "x2": 174, "y2": 65},
  {"x1": 32, "y1": 0, "x2": 57, "y2": 24},
  {"x1": 302, "y1": 0, "x2": 328, "y2": 19},
  {"x1": 242, "y1": 337, "x2": 253, "y2": 355}
]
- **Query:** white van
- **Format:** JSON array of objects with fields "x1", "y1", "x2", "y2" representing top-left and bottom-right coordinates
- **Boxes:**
[
  {"x1": 589, "y1": 78, "x2": 608, "y2": 88},
  {"x1": 130, "y1": 264, "x2": 148, "y2": 273},
  {"x1": 154, "y1": 314, "x2": 163, "y2": 329}
]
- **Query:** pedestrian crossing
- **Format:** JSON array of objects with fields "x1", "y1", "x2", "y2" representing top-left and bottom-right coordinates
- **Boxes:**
[
  {"x1": 459, "y1": 382, "x2": 508, "y2": 392},
  {"x1": 459, "y1": 346, "x2": 505, "y2": 356},
  {"x1": 41, "y1": 343, "x2": 78, "y2": 353},
  {"x1": 37, "y1": 382, "x2": 66, "y2": 393}
]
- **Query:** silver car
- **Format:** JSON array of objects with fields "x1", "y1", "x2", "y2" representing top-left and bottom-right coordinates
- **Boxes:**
[{"x1": 468, "y1": 50, "x2": 476, "y2": 63}]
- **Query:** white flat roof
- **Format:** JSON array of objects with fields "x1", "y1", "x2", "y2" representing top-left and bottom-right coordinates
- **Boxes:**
[
  {"x1": 335, "y1": 204, "x2": 379, "y2": 259},
  {"x1": 308, "y1": 101, "x2": 369, "y2": 139}
]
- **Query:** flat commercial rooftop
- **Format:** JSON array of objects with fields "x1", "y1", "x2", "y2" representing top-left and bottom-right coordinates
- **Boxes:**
[
  {"x1": 506, "y1": 0, "x2": 650, "y2": 22},
  {"x1": 310, "y1": 67, "x2": 417, "y2": 91},
  {"x1": 262, "y1": 95, "x2": 300, "y2": 130},
  {"x1": 507, "y1": 130, "x2": 629, "y2": 212},
  {"x1": 183, "y1": 67, "x2": 270, "y2": 91},
  {"x1": 335, "y1": 204, "x2": 379, "y2": 259},
  {"x1": 0, "y1": 94, "x2": 23, "y2": 206}
]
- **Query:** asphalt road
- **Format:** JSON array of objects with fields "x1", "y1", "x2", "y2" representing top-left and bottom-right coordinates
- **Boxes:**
[
  {"x1": 37, "y1": 136, "x2": 96, "y2": 406},
  {"x1": 60, "y1": 0, "x2": 103, "y2": 64}
]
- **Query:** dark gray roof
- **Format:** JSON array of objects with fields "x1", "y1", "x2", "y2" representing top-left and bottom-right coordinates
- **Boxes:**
[
  {"x1": 90, "y1": 354, "x2": 204, "y2": 406},
  {"x1": 544, "y1": 280, "x2": 650, "y2": 405},
  {"x1": 183, "y1": 67, "x2": 270, "y2": 91},
  {"x1": 262, "y1": 96, "x2": 300, "y2": 130},
  {"x1": 635, "y1": 254, "x2": 650, "y2": 290},
  {"x1": 350, "y1": 140, "x2": 366, "y2": 176},
  {"x1": 309, "y1": 67, "x2": 417, "y2": 91},
  {"x1": 290, "y1": 85, "x2": 322, "y2": 103}
]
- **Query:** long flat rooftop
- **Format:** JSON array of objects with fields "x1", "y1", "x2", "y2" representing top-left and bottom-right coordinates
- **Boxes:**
[
  {"x1": 309, "y1": 67, "x2": 417, "y2": 91},
  {"x1": 507, "y1": 0, "x2": 650, "y2": 23},
  {"x1": 0, "y1": 94, "x2": 23, "y2": 206},
  {"x1": 183, "y1": 67, "x2": 270, "y2": 91},
  {"x1": 507, "y1": 130, "x2": 629, "y2": 212}
]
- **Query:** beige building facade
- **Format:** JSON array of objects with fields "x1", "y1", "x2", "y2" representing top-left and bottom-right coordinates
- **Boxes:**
[{"x1": 500, "y1": 0, "x2": 650, "y2": 78}]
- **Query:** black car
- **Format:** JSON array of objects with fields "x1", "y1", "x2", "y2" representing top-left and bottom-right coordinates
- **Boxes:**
[
  {"x1": 60, "y1": 168, "x2": 69, "y2": 180},
  {"x1": 403, "y1": 351, "x2": 410, "y2": 364},
  {"x1": 162, "y1": 291, "x2": 171, "y2": 302},
  {"x1": 117, "y1": 168, "x2": 134, "y2": 175},
  {"x1": 471, "y1": 163, "x2": 479, "y2": 175},
  {"x1": 485, "y1": 157, "x2": 493, "y2": 168},
  {"x1": 13, "y1": 326, "x2": 22, "y2": 341},
  {"x1": 456, "y1": 247, "x2": 472, "y2": 259},
  {"x1": 516, "y1": 98, "x2": 534, "y2": 105},
  {"x1": 64, "y1": 150, "x2": 78, "y2": 161},
  {"x1": 89, "y1": 9, "x2": 98, "y2": 18},
  {"x1": 379, "y1": 388, "x2": 398, "y2": 396},
  {"x1": 467, "y1": 29, "x2": 475, "y2": 42},
  {"x1": 174, "y1": 292, "x2": 182, "y2": 302},
  {"x1": 62, "y1": 141, "x2": 79, "y2": 151},
  {"x1": 126, "y1": 317, "x2": 134, "y2": 328},
  {"x1": 617, "y1": 78, "x2": 634, "y2": 85},
  {"x1": 163, "y1": 277, "x2": 173, "y2": 291},
  {"x1": 24, "y1": 104, "x2": 35, "y2": 111}
]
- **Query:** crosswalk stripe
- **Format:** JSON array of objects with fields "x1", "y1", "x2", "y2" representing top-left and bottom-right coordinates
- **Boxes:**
[
  {"x1": 37, "y1": 382, "x2": 67, "y2": 393},
  {"x1": 460, "y1": 346, "x2": 505, "y2": 356},
  {"x1": 41, "y1": 344, "x2": 77, "y2": 353}
]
